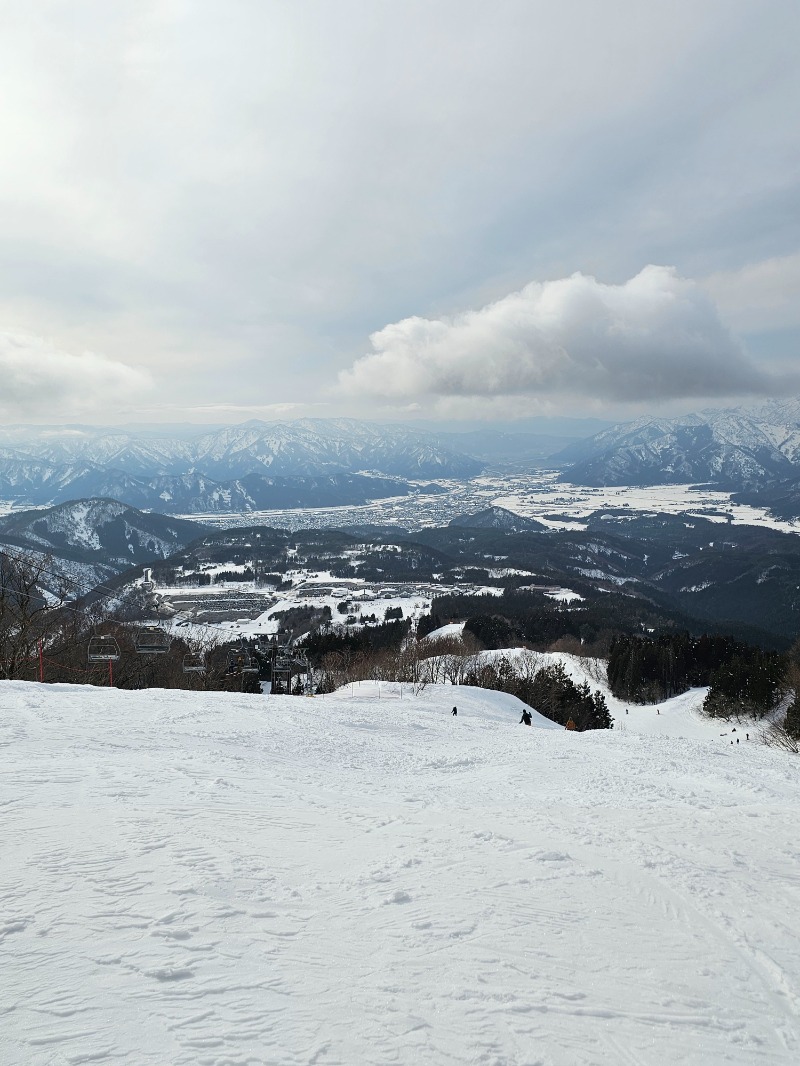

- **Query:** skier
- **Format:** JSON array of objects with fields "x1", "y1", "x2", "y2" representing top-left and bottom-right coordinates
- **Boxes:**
[
  {"x1": 519, "y1": 709, "x2": 532, "y2": 726},
  {"x1": 452, "y1": 706, "x2": 458, "y2": 716}
]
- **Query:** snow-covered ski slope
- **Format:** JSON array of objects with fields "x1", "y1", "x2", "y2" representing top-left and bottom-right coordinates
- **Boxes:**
[
  {"x1": 484, "y1": 650, "x2": 724, "y2": 741},
  {"x1": 2, "y1": 680, "x2": 800, "y2": 1066}
]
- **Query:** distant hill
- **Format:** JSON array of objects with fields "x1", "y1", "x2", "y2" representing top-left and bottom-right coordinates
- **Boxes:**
[
  {"x1": 448, "y1": 506, "x2": 546, "y2": 531},
  {"x1": 0, "y1": 499, "x2": 206, "y2": 569},
  {"x1": 733, "y1": 476, "x2": 800, "y2": 519}
]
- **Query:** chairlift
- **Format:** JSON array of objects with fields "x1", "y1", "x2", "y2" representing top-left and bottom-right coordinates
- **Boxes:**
[
  {"x1": 87, "y1": 635, "x2": 121, "y2": 663},
  {"x1": 227, "y1": 645, "x2": 259, "y2": 674},
  {"x1": 183, "y1": 652, "x2": 205, "y2": 674},
  {"x1": 134, "y1": 625, "x2": 171, "y2": 655},
  {"x1": 239, "y1": 644, "x2": 259, "y2": 673},
  {"x1": 227, "y1": 648, "x2": 249, "y2": 673}
]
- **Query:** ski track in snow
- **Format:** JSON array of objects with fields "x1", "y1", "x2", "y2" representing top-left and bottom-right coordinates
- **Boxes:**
[{"x1": 2, "y1": 679, "x2": 799, "y2": 1065}]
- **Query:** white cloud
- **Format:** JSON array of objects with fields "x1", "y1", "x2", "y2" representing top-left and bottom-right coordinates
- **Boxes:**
[
  {"x1": 0, "y1": 331, "x2": 152, "y2": 419},
  {"x1": 339, "y1": 266, "x2": 773, "y2": 406}
]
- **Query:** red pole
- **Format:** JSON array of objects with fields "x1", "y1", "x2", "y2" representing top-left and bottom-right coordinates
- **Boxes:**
[
  {"x1": 38, "y1": 641, "x2": 44, "y2": 683},
  {"x1": 108, "y1": 659, "x2": 113, "y2": 687}
]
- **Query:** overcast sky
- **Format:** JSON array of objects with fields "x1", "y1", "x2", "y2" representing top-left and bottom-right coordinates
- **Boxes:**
[{"x1": 0, "y1": 0, "x2": 798, "y2": 426}]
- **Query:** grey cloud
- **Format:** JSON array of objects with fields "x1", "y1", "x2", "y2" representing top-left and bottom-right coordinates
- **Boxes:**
[
  {"x1": 700, "y1": 253, "x2": 800, "y2": 332},
  {"x1": 339, "y1": 267, "x2": 775, "y2": 405},
  {"x1": 0, "y1": 2, "x2": 798, "y2": 422},
  {"x1": 0, "y1": 331, "x2": 152, "y2": 419}
]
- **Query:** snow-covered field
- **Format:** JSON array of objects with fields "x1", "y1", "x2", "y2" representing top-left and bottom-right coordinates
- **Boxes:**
[
  {"x1": 155, "y1": 471, "x2": 800, "y2": 534},
  {"x1": 3, "y1": 679, "x2": 800, "y2": 1066},
  {"x1": 490, "y1": 474, "x2": 800, "y2": 534}
]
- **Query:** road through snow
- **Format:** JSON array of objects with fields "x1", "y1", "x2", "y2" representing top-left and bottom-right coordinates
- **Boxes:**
[{"x1": 2, "y1": 680, "x2": 799, "y2": 1065}]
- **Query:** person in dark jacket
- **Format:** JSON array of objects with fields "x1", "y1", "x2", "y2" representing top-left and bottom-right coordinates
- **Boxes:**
[
  {"x1": 452, "y1": 706, "x2": 458, "y2": 716},
  {"x1": 520, "y1": 709, "x2": 532, "y2": 726}
]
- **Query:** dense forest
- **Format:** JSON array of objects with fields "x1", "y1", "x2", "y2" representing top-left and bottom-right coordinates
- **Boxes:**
[{"x1": 606, "y1": 632, "x2": 785, "y2": 718}]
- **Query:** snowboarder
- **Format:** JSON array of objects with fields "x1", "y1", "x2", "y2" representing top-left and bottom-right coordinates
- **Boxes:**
[
  {"x1": 452, "y1": 706, "x2": 458, "y2": 716},
  {"x1": 519, "y1": 709, "x2": 532, "y2": 726}
]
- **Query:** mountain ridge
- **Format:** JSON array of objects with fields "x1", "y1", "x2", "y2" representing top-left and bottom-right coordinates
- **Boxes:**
[
  {"x1": 0, "y1": 418, "x2": 482, "y2": 481},
  {"x1": 555, "y1": 402, "x2": 800, "y2": 490}
]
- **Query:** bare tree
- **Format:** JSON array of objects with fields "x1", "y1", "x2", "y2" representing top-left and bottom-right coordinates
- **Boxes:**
[
  {"x1": 0, "y1": 550, "x2": 69, "y2": 680},
  {"x1": 763, "y1": 721, "x2": 800, "y2": 754}
]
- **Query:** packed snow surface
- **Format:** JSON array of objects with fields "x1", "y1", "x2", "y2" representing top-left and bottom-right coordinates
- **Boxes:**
[
  {"x1": 422, "y1": 621, "x2": 467, "y2": 641},
  {"x1": 2, "y1": 679, "x2": 800, "y2": 1065}
]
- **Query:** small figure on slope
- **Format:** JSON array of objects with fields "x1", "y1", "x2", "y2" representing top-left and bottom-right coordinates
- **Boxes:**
[
  {"x1": 452, "y1": 706, "x2": 458, "y2": 716},
  {"x1": 519, "y1": 709, "x2": 532, "y2": 726}
]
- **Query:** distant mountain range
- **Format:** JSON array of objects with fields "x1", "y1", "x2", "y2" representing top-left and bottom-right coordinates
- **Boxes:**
[
  {"x1": 0, "y1": 418, "x2": 481, "y2": 477},
  {"x1": 432, "y1": 429, "x2": 580, "y2": 471},
  {"x1": 555, "y1": 400, "x2": 800, "y2": 497},
  {"x1": 11, "y1": 406, "x2": 800, "y2": 519},
  {"x1": 0, "y1": 419, "x2": 479, "y2": 511}
]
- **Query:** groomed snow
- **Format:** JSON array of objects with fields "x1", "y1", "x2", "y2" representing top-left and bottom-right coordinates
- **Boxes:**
[
  {"x1": 2, "y1": 680, "x2": 800, "y2": 1065},
  {"x1": 480, "y1": 650, "x2": 725, "y2": 742},
  {"x1": 422, "y1": 621, "x2": 466, "y2": 642}
]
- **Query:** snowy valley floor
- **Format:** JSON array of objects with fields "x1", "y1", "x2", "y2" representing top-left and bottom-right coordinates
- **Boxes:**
[{"x1": 2, "y1": 679, "x2": 800, "y2": 1066}]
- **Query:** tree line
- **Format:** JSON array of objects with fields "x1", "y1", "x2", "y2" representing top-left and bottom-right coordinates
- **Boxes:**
[{"x1": 607, "y1": 633, "x2": 785, "y2": 719}]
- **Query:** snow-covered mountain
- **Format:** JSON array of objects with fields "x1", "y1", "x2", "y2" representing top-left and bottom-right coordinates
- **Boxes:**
[
  {"x1": 0, "y1": 418, "x2": 482, "y2": 485},
  {"x1": 0, "y1": 462, "x2": 437, "y2": 514},
  {"x1": 145, "y1": 471, "x2": 437, "y2": 514},
  {"x1": 0, "y1": 419, "x2": 480, "y2": 510},
  {"x1": 555, "y1": 400, "x2": 800, "y2": 488},
  {"x1": 0, "y1": 499, "x2": 205, "y2": 569}
]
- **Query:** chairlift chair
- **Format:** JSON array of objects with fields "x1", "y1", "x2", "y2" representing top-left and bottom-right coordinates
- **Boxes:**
[
  {"x1": 87, "y1": 635, "x2": 121, "y2": 663},
  {"x1": 241, "y1": 646, "x2": 259, "y2": 673},
  {"x1": 227, "y1": 647, "x2": 253, "y2": 674},
  {"x1": 234, "y1": 639, "x2": 260, "y2": 673},
  {"x1": 134, "y1": 625, "x2": 171, "y2": 655},
  {"x1": 183, "y1": 653, "x2": 205, "y2": 673}
]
